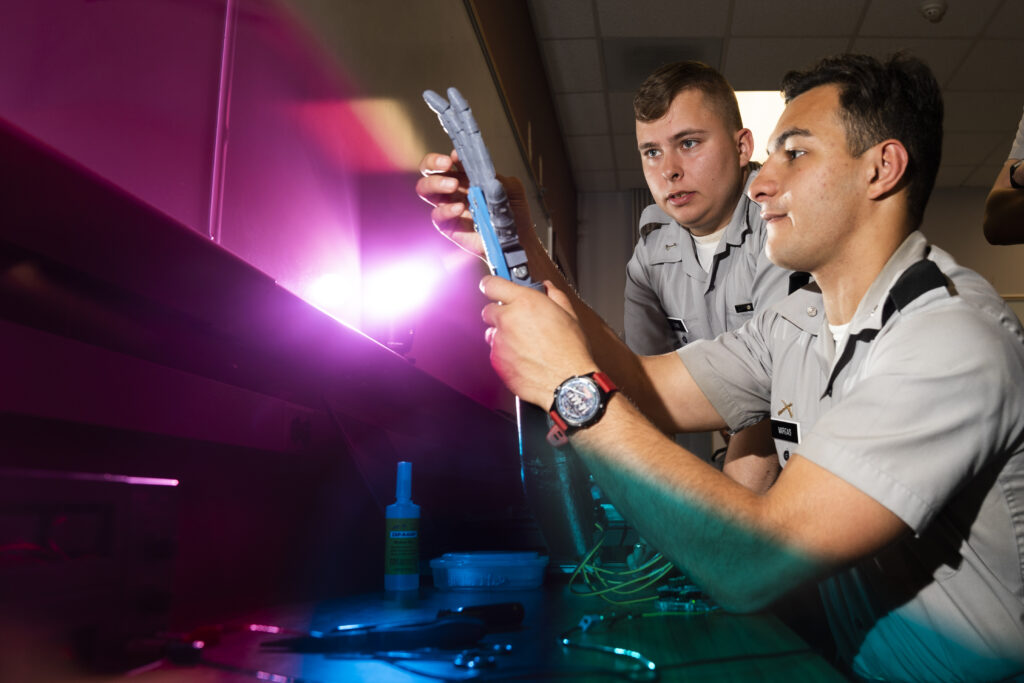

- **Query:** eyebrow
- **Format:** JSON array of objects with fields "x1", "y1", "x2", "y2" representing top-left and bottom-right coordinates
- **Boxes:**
[
  {"x1": 638, "y1": 128, "x2": 708, "y2": 151},
  {"x1": 767, "y1": 127, "x2": 812, "y2": 154}
]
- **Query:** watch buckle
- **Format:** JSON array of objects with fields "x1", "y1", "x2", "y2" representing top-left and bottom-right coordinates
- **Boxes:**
[{"x1": 546, "y1": 423, "x2": 568, "y2": 448}]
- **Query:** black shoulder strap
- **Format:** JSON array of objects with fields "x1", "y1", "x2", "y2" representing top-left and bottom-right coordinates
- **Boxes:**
[
  {"x1": 788, "y1": 271, "x2": 811, "y2": 294},
  {"x1": 639, "y1": 221, "x2": 663, "y2": 242},
  {"x1": 823, "y1": 259, "x2": 948, "y2": 398}
]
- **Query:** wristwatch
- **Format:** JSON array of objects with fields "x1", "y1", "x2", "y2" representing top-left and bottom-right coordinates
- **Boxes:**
[
  {"x1": 546, "y1": 371, "x2": 619, "y2": 447},
  {"x1": 1010, "y1": 159, "x2": 1023, "y2": 189}
]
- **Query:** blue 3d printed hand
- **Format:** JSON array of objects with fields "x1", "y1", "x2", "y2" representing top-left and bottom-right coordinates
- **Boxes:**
[{"x1": 422, "y1": 87, "x2": 539, "y2": 290}]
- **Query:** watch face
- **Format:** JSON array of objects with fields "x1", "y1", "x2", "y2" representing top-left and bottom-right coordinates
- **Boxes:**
[{"x1": 555, "y1": 376, "x2": 601, "y2": 427}]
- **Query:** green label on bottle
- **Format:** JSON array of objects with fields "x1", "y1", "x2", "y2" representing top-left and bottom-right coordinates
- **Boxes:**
[{"x1": 385, "y1": 518, "x2": 419, "y2": 575}]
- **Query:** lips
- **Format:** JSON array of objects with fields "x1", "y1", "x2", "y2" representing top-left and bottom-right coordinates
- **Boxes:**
[
  {"x1": 760, "y1": 210, "x2": 788, "y2": 223},
  {"x1": 667, "y1": 191, "x2": 694, "y2": 207}
]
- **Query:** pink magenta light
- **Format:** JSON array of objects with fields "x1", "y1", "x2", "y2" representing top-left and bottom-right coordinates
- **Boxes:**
[
  {"x1": 364, "y1": 259, "x2": 439, "y2": 321},
  {"x1": 306, "y1": 272, "x2": 355, "y2": 320}
]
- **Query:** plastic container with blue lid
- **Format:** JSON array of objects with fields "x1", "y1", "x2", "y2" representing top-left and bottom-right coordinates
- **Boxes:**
[{"x1": 430, "y1": 551, "x2": 548, "y2": 591}]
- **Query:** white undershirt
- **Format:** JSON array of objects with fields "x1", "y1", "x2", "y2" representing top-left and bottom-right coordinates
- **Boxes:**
[
  {"x1": 829, "y1": 321, "x2": 851, "y2": 356},
  {"x1": 692, "y1": 226, "x2": 726, "y2": 272}
]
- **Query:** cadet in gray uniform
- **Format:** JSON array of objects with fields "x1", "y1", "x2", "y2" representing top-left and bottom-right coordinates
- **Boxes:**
[
  {"x1": 625, "y1": 175, "x2": 788, "y2": 354},
  {"x1": 468, "y1": 53, "x2": 1024, "y2": 681},
  {"x1": 623, "y1": 62, "x2": 792, "y2": 487}
]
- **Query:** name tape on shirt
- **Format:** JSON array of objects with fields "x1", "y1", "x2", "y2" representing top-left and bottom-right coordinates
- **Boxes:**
[
  {"x1": 734, "y1": 302, "x2": 754, "y2": 313},
  {"x1": 770, "y1": 418, "x2": 800, "y2": 443}
]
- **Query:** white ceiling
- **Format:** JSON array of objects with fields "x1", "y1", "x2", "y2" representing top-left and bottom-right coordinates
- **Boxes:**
[{"x1": 527, "y1": 0, "x2": 1024, "y2": 192}]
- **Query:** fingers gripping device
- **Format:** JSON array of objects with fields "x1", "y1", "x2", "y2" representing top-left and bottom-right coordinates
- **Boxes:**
[{"x1": 422, "y1": 88, "x2": 540, "y2": 290}]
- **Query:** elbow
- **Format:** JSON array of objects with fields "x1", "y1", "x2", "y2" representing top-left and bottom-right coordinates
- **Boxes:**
[
  {"x1": 694, "y1": 552, "x2": 824, "y2": 614},
  {"x1": 708, "y1": 582, "x2": 786, "y2": 614},
  {"x1": 982, "y1": 192, "x2": 1024, "y2": 245},
  {"x1": 982, "y1": 218, "x2": 1006, "y2": 245},
  {"x1": 983, "y1": 223, "x2": 1015, "y2": 246}
]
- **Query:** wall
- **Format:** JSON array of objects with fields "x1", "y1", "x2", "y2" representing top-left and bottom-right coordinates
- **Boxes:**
[
  {"x1": 0, "y1": 0, "x2": 541, "y2": 414},
  {"x1": 577, "y1": 191, "x2": 635, "y2": 337}
]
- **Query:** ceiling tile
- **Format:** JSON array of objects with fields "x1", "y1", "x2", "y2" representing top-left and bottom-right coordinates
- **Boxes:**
[
  {"x1": 934, "y1": 164, "x2": 976, "y2": 187},
  {"x1": 986, "y1": 0, "x2": 1024, "y2": 38},
  {"x1": 539, "y1": 39, "x2": 604, "y2": 93},
  {"x1": 527, "y1": 0, "x2": 597, "y2": 39},
  {"x1": 947, "y1": 40, "x2": 1024, "y2": 91},
  {"x1": 609, "y1": 91, "x2": 637, "y2": 135},
  {"x1": 944, "y1": 91, "x2": 1024, "y2": 132},
  {"x1": 963, "y1": 162, "x2": 1004, "y2": 187},
  {"x1": 566, "y1": 135, "x2": 617, "y2": 170},
  {"x1": 574, "y1": 169, "x2": 620, "y2": 192},
  {"x1": 595, "y1": 0, "x2": 729, "y2": 37},
  {"x1": 859, "y1": 0, "x2": 1003, "y2": 38},
  {"x1": 602, "y1": 37, "x2": 724, "y2": 91},
  {"x1": 850, "y1": 37, "x2": 972, "y2": 85},
  {"x1": 731, "y1": 0, "x2": 866, "y2": 37},
  {"x1": 985, "y1": 136, "x2": 1017, "y2": 165},
  {"x1": 613, "y1": 133, "x2": 642, "y2": 170},
  {"x1": 943, "y1": 131, "x2": 1011, "y2": 166},
  {"x1": 723, "y1": 37, "x2": 849, "y2": 90},
  {"x1": 556, "y1": 93, "x2": 610, "y2": 136}
]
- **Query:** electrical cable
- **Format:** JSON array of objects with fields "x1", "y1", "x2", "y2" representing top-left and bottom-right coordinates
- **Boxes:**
[{"x1": 567, "y1": 524, "x2": 677, "y2": 605}]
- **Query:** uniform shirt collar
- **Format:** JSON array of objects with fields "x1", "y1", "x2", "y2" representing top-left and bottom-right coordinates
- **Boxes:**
[
  {"x1": 842, "y1": 230, "x2": 929, "y2": 338},
  {"x1": 772, "y1": 230, "x2": 931, "y2": 366},
  {"x1": 721, "y1": 168, "x2": 760, "y2": 249}
]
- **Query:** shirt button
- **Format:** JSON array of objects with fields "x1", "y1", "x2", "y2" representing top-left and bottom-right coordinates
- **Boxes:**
[
  {"x1": 806, "y1": 306, "x2": 818, "y2": 317},
  {"x1": 783, "y1": 450, "x2": 790, "y2": 461}
]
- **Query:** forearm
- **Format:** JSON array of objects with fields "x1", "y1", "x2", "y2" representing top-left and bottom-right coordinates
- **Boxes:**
[
  {"x1": 516, "y1": 224, "x2": 686, "y2": 433},
  {"x1": 983, "y1": 188, "x2": 1024, "y2": 245},
  {"x1": 571, "y1": 396, "x2": 822, "y2": 612}
]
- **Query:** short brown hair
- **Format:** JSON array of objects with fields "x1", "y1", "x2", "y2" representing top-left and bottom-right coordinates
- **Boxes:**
[{"x1": 633, "y1": 61, "x2": 742, "y2": 131}]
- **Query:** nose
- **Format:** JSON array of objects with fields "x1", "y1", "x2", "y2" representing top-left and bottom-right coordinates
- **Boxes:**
[
  {"x1": 661, "y1": 164, "x2": 681, "y2": 181},
  {"x1": 748, "y1": 157, "x2": 776, "y2": 203}
]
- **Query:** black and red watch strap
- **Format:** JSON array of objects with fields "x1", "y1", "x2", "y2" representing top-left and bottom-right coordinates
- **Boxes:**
[
  {"x1": 590, "y1": 371, "x2": 616, "y2": 393},
  {"x1": 545, "y1": 371, "x2": 618, "y2": 448}
]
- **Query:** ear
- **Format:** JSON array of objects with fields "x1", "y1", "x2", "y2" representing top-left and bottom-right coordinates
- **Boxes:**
[
  {"x1": 735, "y1": 128, "x2": 754, "y2": 167},
  {"x1": 866, "y1": 140, "x2": 909, "y2": 200}
]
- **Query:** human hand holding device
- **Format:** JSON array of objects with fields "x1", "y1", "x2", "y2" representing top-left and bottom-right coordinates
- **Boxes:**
[{"x1": 421, "y1": 87, "x2": 540, "y2": 290}]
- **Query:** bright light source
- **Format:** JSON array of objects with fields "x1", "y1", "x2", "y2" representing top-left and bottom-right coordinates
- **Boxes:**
[
  {"x1": 365, "y1": 259, "x2": 439, "y2": 320},
  {"x1": 735, "y1": 91, "x2": 786, "y2": 163},
  {"x1": 307, "y1": 272, "x2": 354, "y2": 314}
]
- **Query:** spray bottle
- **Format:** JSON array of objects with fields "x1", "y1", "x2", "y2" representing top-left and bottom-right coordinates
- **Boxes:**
[{"x1": 385, "y1": 460, "x2": 420, "y2": 592}]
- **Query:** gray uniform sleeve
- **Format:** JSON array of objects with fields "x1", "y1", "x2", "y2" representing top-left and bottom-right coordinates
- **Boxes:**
[
  {"x1": 1011, "y1": 106, "x2": 1024, "y2": 159},
  {"x1": 677, "y1": 314, "x2": 775, "y2": 432},
  {"x1": 624, "y1": 243, "x2": 677, "y2": 356}
]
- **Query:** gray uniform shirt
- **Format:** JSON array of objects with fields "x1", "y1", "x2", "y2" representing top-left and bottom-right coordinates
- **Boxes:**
[
  {"x1": 680, "y1": 231, "x2": 1024, "y2": 681},
  {"x1": 624, "y1": 169, "x2": 791, "y2": 355}
]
